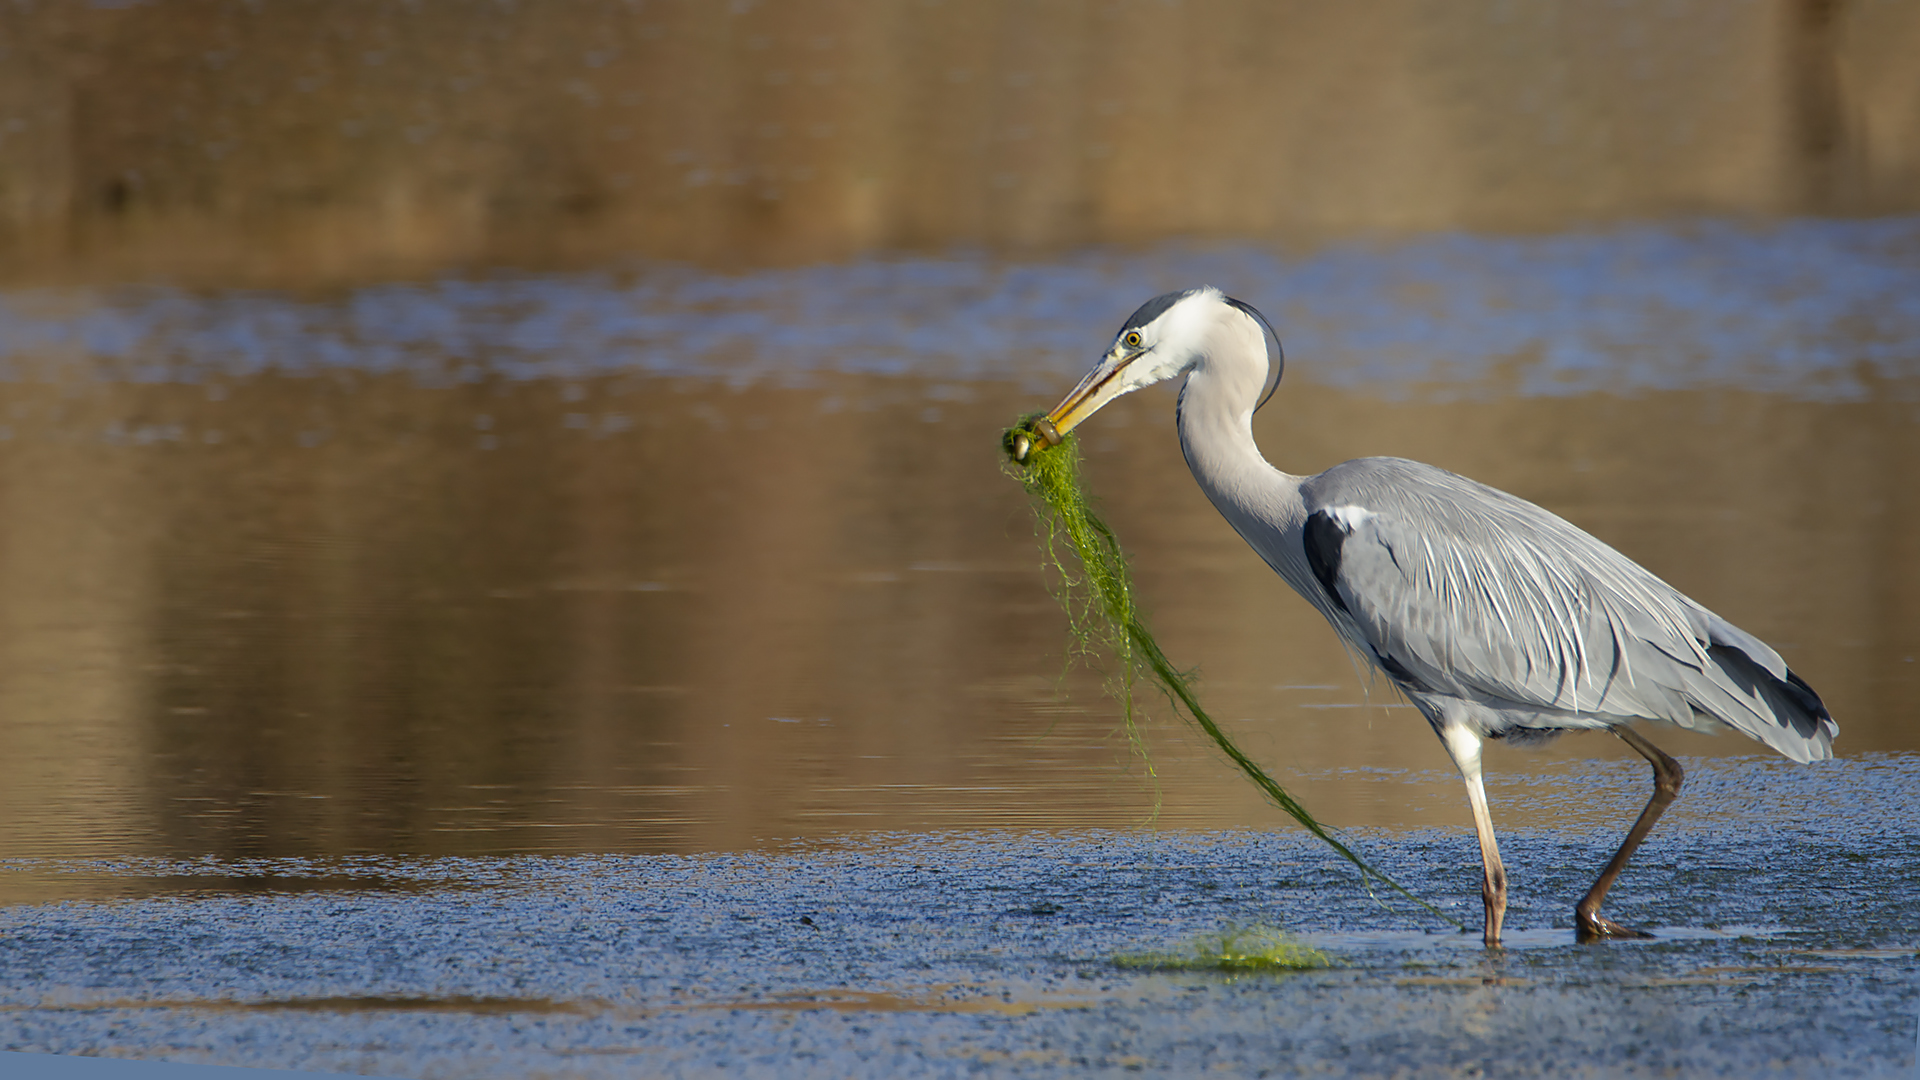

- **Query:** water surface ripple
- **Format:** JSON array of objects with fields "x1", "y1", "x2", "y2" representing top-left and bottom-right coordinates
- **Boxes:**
[{"x1": 3, "y1": 218, "x2": 1917, "y2": 398}]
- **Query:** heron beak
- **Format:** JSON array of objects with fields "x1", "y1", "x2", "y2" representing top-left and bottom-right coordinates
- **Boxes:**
[
  {"x1": 1044, "y1": 352, "x2": 1133, "y2": 440},
  {"x1": 1007, "y1": 349, "x2": 1136, "y2": 463}
]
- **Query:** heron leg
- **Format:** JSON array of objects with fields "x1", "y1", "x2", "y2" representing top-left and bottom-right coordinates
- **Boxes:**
[
  {"x1": 1439, "y1": 723, "x2": 1507, "y2": 947},
  {"x1": 1575, "y1": 726, "x2": 1684, "y2": 942}
]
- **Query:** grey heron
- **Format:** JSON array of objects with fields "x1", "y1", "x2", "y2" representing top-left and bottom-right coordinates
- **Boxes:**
[{"x1": 1015, "y1": 287, "x2": 1836, "y2": 947}]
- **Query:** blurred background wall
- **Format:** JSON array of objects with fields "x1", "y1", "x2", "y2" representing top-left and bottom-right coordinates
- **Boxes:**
[{"x1": 3, "y1": 0, "x2": 1918, "y2": 285}]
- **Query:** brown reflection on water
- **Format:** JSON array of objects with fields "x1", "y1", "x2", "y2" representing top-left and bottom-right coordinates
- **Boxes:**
[
  {"x1": 0, "y1": 373, "x2": 1915, "y2": 861},
  {"x1": 5, "y1": 1, "x2": 1920, "y2": 284}
]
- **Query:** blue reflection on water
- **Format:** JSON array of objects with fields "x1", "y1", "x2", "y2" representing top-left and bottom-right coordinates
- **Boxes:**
[{"x1": 2, "y1": 217, "x2": 1917, "y2": 398}]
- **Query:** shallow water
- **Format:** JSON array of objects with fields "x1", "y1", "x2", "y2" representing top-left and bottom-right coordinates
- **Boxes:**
[
  {"x1": 3, "y1": 763, "x2": 1918, "y2": 1077},
  {"x1": 2, "y1": 219, "x2": 1918, "y2": 1073}
]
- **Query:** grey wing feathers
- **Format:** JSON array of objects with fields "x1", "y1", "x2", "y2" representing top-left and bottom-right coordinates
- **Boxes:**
[{"x1": 1301, "y1": 458, "x2": 1836, "y2": 763}]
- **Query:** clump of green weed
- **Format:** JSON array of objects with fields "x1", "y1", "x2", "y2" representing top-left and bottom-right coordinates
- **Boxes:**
[{"x1": 1113, "y1": 925, "x2": 1332, "y2": 973}]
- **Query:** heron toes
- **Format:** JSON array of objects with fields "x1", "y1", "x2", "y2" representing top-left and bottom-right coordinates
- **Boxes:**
[{"x1": 1575, "y1": 910, "x2": 1655, "y2": 942}]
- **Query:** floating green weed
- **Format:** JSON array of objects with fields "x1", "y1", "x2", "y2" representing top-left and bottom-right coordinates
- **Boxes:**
[
  {"x1": 1002, "y1": 417, "x2": 1452, "y2": 925},
  {"x1": 1112, "y1": 925, "x2": 1331, "y2": 973}
]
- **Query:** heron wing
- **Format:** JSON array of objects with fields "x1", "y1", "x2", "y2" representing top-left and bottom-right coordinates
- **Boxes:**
[{"x1": 1300, "y1": 459, "x2": 1834, "y2": 761}]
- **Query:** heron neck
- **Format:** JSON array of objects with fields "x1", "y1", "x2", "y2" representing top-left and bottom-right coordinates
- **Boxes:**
[{"x1": 1175, "y1": 369, "x2": 1311, "y2": 576}]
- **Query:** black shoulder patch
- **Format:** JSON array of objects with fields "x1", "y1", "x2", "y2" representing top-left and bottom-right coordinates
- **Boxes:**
[
  {"x1": 1120, "y1": 289, "x2": 1197, "y2": 333},
  {"x1": 1302, "y1": 510, "x2": 1349, "y2": 614}
]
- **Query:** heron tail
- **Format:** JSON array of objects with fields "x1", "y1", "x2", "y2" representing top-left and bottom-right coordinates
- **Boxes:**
[{"x1": 1669, "y1": 613, "x2": 1838, "y2": 763}]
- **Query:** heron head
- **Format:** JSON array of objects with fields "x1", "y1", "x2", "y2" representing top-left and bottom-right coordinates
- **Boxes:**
[{"x1": 1015, "y1": 287, "x2": 1283, "y2": 460}]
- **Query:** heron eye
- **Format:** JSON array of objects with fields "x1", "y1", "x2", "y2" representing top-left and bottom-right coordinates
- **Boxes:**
[{"x1": 1123, "y1": 331, "x2": 1142, "y2": 349}]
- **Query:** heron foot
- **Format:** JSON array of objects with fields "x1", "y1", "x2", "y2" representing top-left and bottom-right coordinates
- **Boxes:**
[{"x1": 1575, "y1": 910, "x2": 1655, "y2": 942}]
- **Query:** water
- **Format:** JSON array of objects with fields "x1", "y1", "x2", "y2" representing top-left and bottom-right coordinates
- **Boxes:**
[
  {"x1": 1, "y1": 218, "x2": 1918, "y2": 1075},
  {"x1": 4, "y1": 784, "x2": 1918, "y2": 1076},
  {"x1": 6, "y1": 219, "x2": 1919, "y2": 395},
  {"x1": 7, "y1": 2, "x2": 1919, "y2": 282}
]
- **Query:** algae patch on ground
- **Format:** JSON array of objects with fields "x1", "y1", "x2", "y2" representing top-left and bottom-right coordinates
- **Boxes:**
[{"x1": 1113, "y1": 926, "x2": 1332, "y2": 973}]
